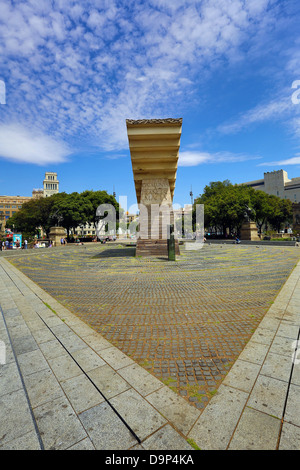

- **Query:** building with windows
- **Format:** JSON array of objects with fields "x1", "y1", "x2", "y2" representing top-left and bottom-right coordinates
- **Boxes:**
[
  {"x1": 0, "y1": 172, "x2": 59, "y2": 231},
  {"x1": 0, "y1": 195, "x2": 32, "y2": 223},
  {"x1": 43, "y1": 172, "x2": 59, "y2": 197},
  {"x1": 242, "y1": 170, "x2": 300, "y2": 203}
]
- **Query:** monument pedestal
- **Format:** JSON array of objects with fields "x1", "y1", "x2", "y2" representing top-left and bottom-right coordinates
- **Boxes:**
[
  {"x1": 240, "y1": 221, "x2": 260, "y2": 241},
  {"x1": 126, "y1": 118, "x2": 182, "y2": 257},
  {"x1": 49, "y1": 226, "x2": 66, "y2": 246}
]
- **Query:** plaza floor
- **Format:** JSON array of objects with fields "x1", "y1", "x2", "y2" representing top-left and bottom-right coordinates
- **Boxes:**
[{"x1": 1, "y1": 242, "x2": 300, "y2": 450}]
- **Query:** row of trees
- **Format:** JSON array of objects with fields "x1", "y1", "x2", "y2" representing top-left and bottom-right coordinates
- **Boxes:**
[
  {"x1": 6, "y1": 190, "x2": 120, "y2": 240},
  {"x1": 193, "y1": 180, "x2": 293, "y2": 237}
]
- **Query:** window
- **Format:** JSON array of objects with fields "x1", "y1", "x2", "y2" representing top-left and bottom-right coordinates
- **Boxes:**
[
  {"x1": 12, "y1": 205, "x2": 17, "y2": 208},
  {"x1": 5, "y1": 205, "x2": 10, "y2": 208}
]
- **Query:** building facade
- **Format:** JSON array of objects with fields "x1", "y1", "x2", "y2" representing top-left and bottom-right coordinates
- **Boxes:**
[
  {"x1": 43, "y1": 172, "x2": 59, "y2": 197},
  {"x1": 0, "y1": 195, "x2": 32, "y2": 223},
  {"x1": 242, "y1": 170, "x2": 300, "y2": 203},
  {"x1": 0, "y1": 172, "x2": 59, "y2": 232}
]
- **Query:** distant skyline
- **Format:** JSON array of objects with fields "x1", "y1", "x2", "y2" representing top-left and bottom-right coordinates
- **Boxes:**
[{"x1": 1, "y1": 0, "x2": 300, "y2": 210}]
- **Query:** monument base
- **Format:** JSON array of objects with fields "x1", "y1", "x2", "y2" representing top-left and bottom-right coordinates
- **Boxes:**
[
  {"x1": 136, "y1": 239, "x2": 180, "y2": 257},
  {"x1": 240, "y1": 221, "x2": 260, "y2": 241},
  {"x1": 49, "y1": 226, "x2": 66, "y2": 246}
]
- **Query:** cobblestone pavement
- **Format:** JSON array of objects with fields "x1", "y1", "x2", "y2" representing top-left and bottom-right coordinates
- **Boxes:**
[{"x1": 6, "y1": 243, "x2": 300, "y2": 411}]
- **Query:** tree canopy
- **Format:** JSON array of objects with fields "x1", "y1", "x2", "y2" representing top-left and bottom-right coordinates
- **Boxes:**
[
  {"x1": 194, "y1": 180, "x2": 293, "y2": 236},
  {"x1": 6, "y1": 190, "x2": 119, "y2": 239}
]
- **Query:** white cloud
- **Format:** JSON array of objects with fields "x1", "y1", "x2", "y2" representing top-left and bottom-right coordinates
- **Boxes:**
[
  {"x1": 0, "y1": 0, "x2": 288, "y2": 152},
  {"x1": 178, "y1": 150, "x2": 260, "y2": 166},
  {"x1": 218, "y1": 98, "x2": 293, "y2": 134},
  {"x1": 0, "y1": 124, "x2": 71, "y2": 165},
  {"x1": 258, "y1": 154, "x2": 300, "y2": 166}
]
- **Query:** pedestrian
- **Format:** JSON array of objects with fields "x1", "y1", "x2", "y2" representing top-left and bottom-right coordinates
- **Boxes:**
[{"x1": 24, "y1": 239, "x2": 28, "y2": 249}]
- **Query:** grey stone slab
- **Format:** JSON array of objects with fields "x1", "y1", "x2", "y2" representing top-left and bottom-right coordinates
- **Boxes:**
[
  {"x1": 291, "y1": 360, "x2": 300, "y2": 386},
  {"x1": 110, "y1": 388, "x2": 167, "y2": 441},
  {"x1": 0, "y1": 362, "x2": 23, "y2": 396},
  {"x1": 12, "y1": 334, "x2": 39, "y2": 356},
  {"x1": 146, "y1": 385, "x2": 200, "y2": 436},
  {"x1": 88, "y1": 364, "x2": 131, "y2": 399},
  {"x1": 47, "y1": 352, "x2": 83, "y2": 381},
  {"x1": 142, "y1": 424, "x2": 193, "y2": 450},
  {"x1": 269, "y1": 335, "x2": 296, "y2": 357},
  {"x1": 60, "y1": 373, "x2": 105, "y2": 413},
  {"x1": 56, "y1": 332, "x2": 88, "y2": 353},
  {"x1": 99, "y1": 347, "x2": 135, "y2": 370},
  {"x1": 222, "y1": 359, "x2": 261, "y2": 393},
  {"x1": 72, "y1": 347, "x2": 106, "y2": 372},
  {"x1": 118, "y1": 363, "x2": 164, "y2": 396},
  {"x1": 278, "y1": 422, "x2": 300, "y2": 450},
  {"x1": 276, "y1": 321, "x2": 300, "y2": 339},
  {"x1": 228, "y1": 407, "x2": 281, "y2": 450},
  {"x1": 23, "y1": 367, "x2": 64, "y2": 408},
  {"x1": 67, "y1": 437, "x2": 95, "y2": 450},
  {"x1": 79, "y1": 402, "x2": 137, "y2": 450},
  {"x1": 31, "y1": 326, "x2": 55, "y2": 344},
  {"x1": 283, "y1": 383, "x2": 300, "y2": 427},
  {"x1": 82, "y1": 333, "x2": 112, "y2": 352},
  {"x1": 34, "y1": 395, "x2": 87, "y2": 450},
  {"x1": 247, "y1": 375, "x2": 289, "y2": 419},
  {"x1": 187, "y1": 385, "x2": 249, "y2": 450},
  {"x1": 17, "y1": 349, "x2": 49, "y2": 376},
  {"x1": 238, "y1": 340, "x2": 269, "y2": 365},
  {"x1": 258, "y1": 316, "x2": 281, "y2": 332},
  {"x1": 0, "y1": 430, "x2": 42, "y2": 450},
  {"x1": 50, "y1": 323, "x2": 72, "y2": 338},
  {"x1": 260, "y1": 351, "x2": 292, "y2": 383},
  {"x1": 0, "y1": 389, "x2": 36, "y2": 445},
  {"x1": 39, "y1": 338, "x2": 67, "y2": 360},
  {"x1": 249, "y1": 327, "x2": 275, "y2": 346}
]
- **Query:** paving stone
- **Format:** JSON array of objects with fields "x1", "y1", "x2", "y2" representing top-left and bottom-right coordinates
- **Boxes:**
[
  {"x1": 146, "y1": 385, "x2": 200, "y2": 435},
  {"x1": 88, "y1": 364, "x2": 131, "y2": 399},
  {"x1": 142, "y1": 424, "x2": 193, "y2": 450},
  {"x1": 283, "y1": 383, "x2": 300, "y2": 427},
  {"x1": 22, "y1": 367, "x2": 64, "y2": 408},
  {"x1": 110, "y1": 388, "x2": 167, "y2": 441},
  {"x1": 278, "y1": 422, "x2": 300, "y2": 450},
  {"x1": 79, "y1": 402, "x2": 138, "y2": 450},
  {"x1": 0, "y1": 389, "x2": 37, "y2": 446},
  {"x1": 34, "y1": 395, "x2": 87, "y2": 450},
  {"x1": 247, "y1": 375, "x2": 289, "y2": 419},
  {"x1": 222, "y1": 359, "x2": 261, "y2": 393},
  {"x1": 60, "y1": 373, "x2": 105, "y2": 413},
  {"x1": 228, "y1": 407, "x2": 281, "y2": 450},
  {"x1": 187, "y1": 384, "x2": 248, "y2": 450},
  {"x1": 118, "y1": 363, "x2": 164, "y2": 396}
]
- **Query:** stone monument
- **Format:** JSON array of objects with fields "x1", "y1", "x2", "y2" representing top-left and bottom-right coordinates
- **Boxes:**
[{"x1": 126, "y1": 118, "x2": 182, "y2": 256}]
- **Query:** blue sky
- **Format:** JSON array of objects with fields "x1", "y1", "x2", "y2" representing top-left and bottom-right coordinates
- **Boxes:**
[{"x1": 1, "y1": 0, "x2": 300, "y2": 211}]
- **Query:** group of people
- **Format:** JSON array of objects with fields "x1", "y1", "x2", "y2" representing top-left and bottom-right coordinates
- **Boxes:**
[{"x1": 0, "y1": 239, "x2": 28, "y2": 250}]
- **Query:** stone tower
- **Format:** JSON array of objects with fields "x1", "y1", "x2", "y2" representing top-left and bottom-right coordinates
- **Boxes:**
[{"x1": 43, "y1": 172, "x2": 59, "y2": 198}]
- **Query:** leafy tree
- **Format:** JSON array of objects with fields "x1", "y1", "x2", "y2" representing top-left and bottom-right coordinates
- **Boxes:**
[
  {"x1": 265, "y1": 196, "x2": 293, "y2": 233},
  {"x1": 6, "y1": 196, "x2": 55, "y2": 237},
  {"x1": 50, "y1": 192, "x2": 93, "y2": 239},
  {"x1": 193, "y1": 180, "x2": 293, "y2": 237}
]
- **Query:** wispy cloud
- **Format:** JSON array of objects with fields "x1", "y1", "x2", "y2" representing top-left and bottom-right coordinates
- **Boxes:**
[
  {"x1": 178, "y1": 150, "x2": 261, "y2": 167},
  {"x1": 218, "y1": 97, "x2": 294, "y2": 134},
  {"x1": 0, "y1": 0, "x2": 280, "y2": 154},
  {"x1": 0, "y1": 123, "x2": 71, "y2": 165},
  {"x1": 258, "y1": 153, "x2": 300, "y2": 167}
]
